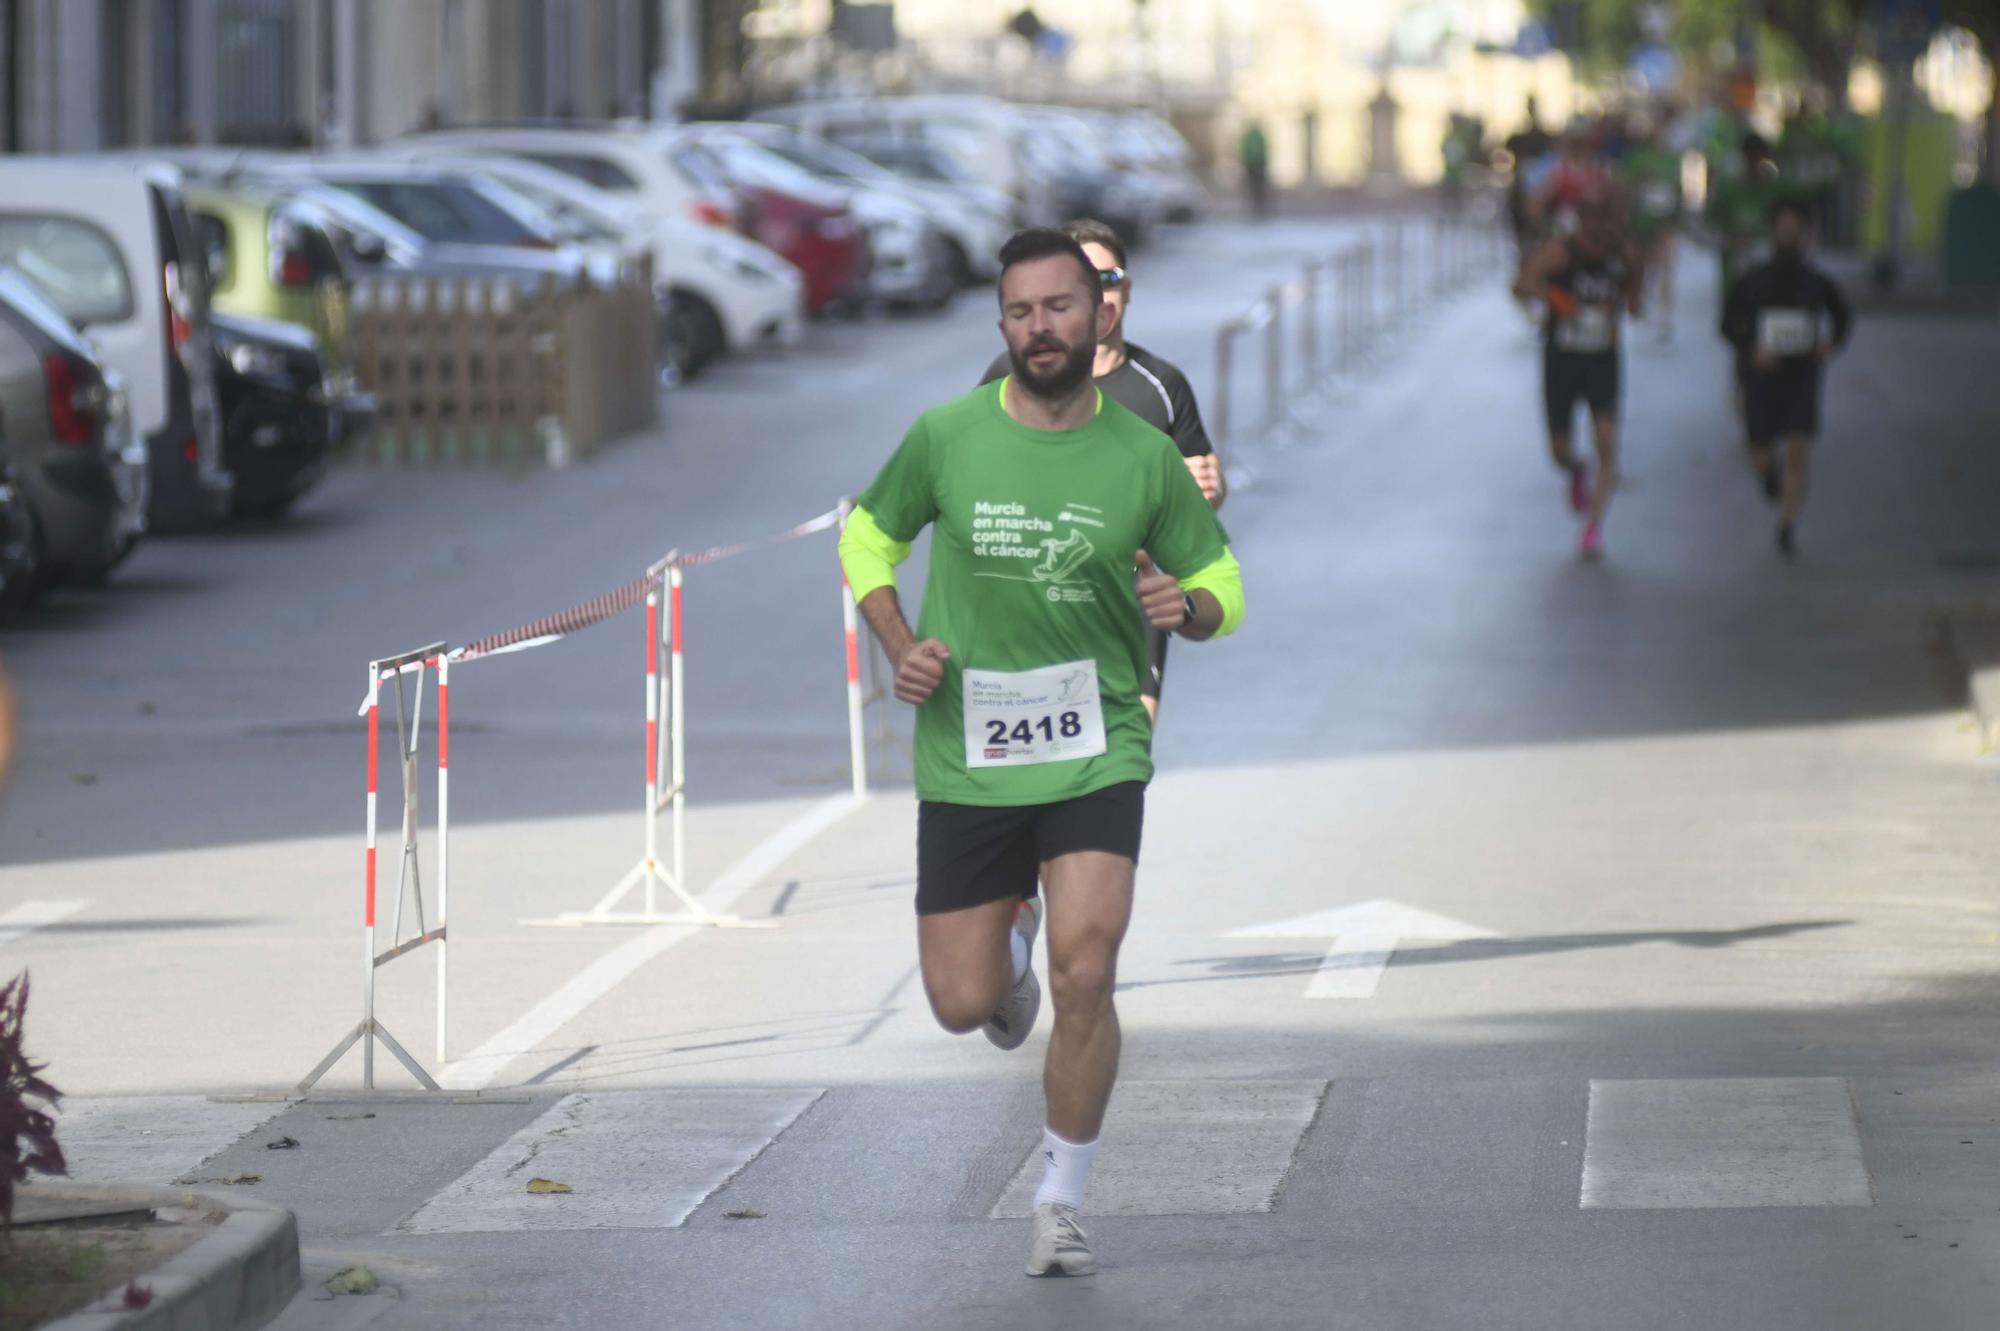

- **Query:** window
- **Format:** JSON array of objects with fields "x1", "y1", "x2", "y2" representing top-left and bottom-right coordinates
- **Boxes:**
[
  {"x1": 522, "y1": 152, "x2": 639, "y2": 193},
  {"x1": 327, "y1": 181, "x2": 546, "y2": 246},
  {"x1": 0, "y1": 214, "x2": 135, "y2": 326},
  {"x1": 194, "y1": 211, "x2": 233, "y2": 286}
]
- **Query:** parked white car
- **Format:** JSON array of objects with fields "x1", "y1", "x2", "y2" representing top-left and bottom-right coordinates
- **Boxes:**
[
  {"x1": 392, "y1": 125, "x2": 747, "y2": 233},
  {"x1": 0, "y1": 158, "x2": 225, "y2": 527},
  {"x1": 387, "y1": 150, "x2": 804, "y2": 377}
]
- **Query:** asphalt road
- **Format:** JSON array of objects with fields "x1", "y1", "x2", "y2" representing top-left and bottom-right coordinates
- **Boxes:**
[{"x1": 3, "y1": 215, "x2": 1998, "y2": 1330}]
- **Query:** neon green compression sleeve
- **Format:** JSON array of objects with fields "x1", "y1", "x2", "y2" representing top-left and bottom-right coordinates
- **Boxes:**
[
  {"x1": 1179, "y1": 548, "x2": 1245, "y2": 637},
  {"x1": 838, "y1": 505, "x2": 912, "y2": 604}
]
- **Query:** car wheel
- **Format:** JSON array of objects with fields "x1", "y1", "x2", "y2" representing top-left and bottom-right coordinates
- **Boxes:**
[
  {"x1": 943, "y1": 239, "x2": 977, "y2": 289},
  {"x1": 663, "y1": 292, "x2": 726, "y2": 381},
  {"x1": 0, "y1": 501, "x2": 44, "y2": 616}
]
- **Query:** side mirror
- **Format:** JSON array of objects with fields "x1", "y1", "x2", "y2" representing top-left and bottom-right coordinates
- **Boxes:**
[{"x1": 349, "y1": 231, "x2": 388, "y2": 266}]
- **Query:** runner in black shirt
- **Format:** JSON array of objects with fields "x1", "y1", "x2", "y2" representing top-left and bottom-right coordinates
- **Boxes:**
[
  {"x1": 1719, "y1": 198, "x2": 1851, "y2": 560},
  {"x1": 982, "y1": 218, "x2": 1224, "y2": 722},
  {"x1": 1513, "y1": 193, "x2": 1642, "y2": 561}
]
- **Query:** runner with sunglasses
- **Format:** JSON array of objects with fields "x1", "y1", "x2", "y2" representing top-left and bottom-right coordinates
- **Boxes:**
[{"x1": 984, "y1": 218, "x2": 1223, "y2": 724}]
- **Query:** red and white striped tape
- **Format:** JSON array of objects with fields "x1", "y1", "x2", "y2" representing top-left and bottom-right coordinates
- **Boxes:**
[
  {"x1": 451, "y1": 505, "x2": 844, "y2": 663},
  {"x1": 356, "y1": 505, "x2": 851, "y2": 712}
]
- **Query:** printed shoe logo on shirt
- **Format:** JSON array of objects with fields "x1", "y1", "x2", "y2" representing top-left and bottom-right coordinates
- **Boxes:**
[{"x1": 971, "y1": 499, "x2": 1100, "y2": 604}]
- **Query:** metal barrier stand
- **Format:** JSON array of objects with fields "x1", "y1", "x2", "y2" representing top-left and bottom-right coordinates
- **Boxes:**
[
  {"x1": 299, "y1": 642, "x2": 450, "y2": 1093},
  {"x1": 524, "y1": 556, "x2": 771, "y2": 929}
]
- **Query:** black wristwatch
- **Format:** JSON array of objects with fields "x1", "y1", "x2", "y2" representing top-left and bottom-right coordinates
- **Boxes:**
[{"x1": 1178, "y1": 592, "x2": 1199, "y2": 632}]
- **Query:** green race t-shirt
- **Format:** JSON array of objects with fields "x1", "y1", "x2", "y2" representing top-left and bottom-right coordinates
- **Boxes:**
[
  {"x1": 1621, "y1": 146, "x2": 1682, "y2": 235},
  {"x1": 859, "y1": 380, "x2": 1230, "y2": 807}
]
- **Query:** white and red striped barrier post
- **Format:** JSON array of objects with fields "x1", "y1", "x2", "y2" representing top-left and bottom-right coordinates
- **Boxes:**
[
  {"x1": 525, "y1": 554, "x2": 767, "y2": 928},
  {"x1": 667, "y1": 557, "x2": 688, "y2": 902},
  {"x1": 435, "y1": 653, "x2": 450, "y2": 1066},
  {"x1": 301, "y1": 642, "x2": 448, "y2": 1093}
]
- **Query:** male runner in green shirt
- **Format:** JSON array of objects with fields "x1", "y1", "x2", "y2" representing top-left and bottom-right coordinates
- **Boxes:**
[{"x1": 839, "y1": 228, "x2": 1244, "y2": 1277}]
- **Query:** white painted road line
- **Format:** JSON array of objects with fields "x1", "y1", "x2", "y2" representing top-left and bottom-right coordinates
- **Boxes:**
[
  {"x1": 1227, "y1": 899, "x2": 1499, "y2": 998},
  {"x1": 57, "y1": 1097, "x2": 288, "y2": 1186},
  {"x1": 0, "y1": 899, "x2": 89, "y2": 946},
  {"x1": 991, "y1": 1080, "x2": 1327, "y2": 1218},
  {"x1": 399, "y1": 1088, "x2": 823, "y2": 1233},
  {"x1": 441, "y1": 794, "x2": 867, "y2": 1091},
  {"x1": 1581, "y1": 1078, "x2": 1874, "y2": 1209}
]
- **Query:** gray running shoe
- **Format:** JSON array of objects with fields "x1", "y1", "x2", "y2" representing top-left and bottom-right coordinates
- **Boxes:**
[
  {"x1": 984, "y1": 897, "x2": 1042, "y2": 1051},
  {"x1": 1026, "y1": 1203, "x2": 1097, "y2": 1277}
]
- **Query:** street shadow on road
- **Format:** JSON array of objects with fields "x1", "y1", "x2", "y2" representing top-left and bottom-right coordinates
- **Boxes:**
[{"x1": 1123, "y1": 919, "x2": 1852, "y2": 993}]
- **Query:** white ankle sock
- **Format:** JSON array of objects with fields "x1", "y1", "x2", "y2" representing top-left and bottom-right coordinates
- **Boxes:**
[
  {"x1": 1010, "y1": 926, "x2": 1030, "y2": 982},
  {"x1": 1032, "y1": 1128, "x2": 1097, "y2": 1210}
]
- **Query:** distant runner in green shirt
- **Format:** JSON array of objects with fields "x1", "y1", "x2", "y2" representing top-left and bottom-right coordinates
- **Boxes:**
[
  {"x1": 839, "y1": 227, "x2": 1244, "y2": 1278},
  {"x1": 1620, "y1": 116, "x2": 1683, "y2": 341}
]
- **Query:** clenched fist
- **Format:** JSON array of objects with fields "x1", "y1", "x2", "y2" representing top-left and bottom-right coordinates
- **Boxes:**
[
  {"x1": 1134, "y1": 550, "x2": 1186, "y2": 631},
  {"x1": 895, "y1": 639, "x2": 951, "y2": 705},
  {"x1": 1185, "y1": 454, "x2": 1223, "y2": 505}
]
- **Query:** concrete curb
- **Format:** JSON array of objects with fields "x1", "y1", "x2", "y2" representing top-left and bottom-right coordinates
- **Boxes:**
[
  {"x1": 33, "y1": 1184, "x2": 300, "y2": 1331},
  {"x1": 1945, "y1": 612, "x2": 2000, "y2": 752}
]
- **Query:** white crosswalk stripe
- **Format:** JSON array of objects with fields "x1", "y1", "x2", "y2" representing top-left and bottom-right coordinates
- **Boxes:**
[
  {"x1": 1581, "y1": 1077, "x2": 1874, "y2": 1209},
  {"x1": 57, "y1": 1096, "x2": 289, "y2": 1186},
  {"x1": 398, "y1": 1087, "x2": 824, "y2": 1234},
  {"x1": 991, "y1": 1080, "x2": 1327, "y2": 1218}
]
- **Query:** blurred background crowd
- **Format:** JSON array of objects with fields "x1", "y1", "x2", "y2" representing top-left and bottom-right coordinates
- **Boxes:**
[{"x1": 0, "y1": 0, "x2": 1991, "y2": 628}]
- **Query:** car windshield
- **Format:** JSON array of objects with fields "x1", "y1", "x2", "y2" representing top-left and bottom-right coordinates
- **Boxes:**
[
  {"x1": 852, "y1": 143, "x2": 962, "y2": 185},
  {"x1": 665, "y1": 143, "x2": 738, "y2": 201},
  {"x1": 494, "y1": 177, "x2": 621, "y2": 241},
  {"x1": 697, "y1": 138, "x2": 833, "y2": 200},
  {"x1": 327, "y1": 179, "x2": 549, "y2": 245},
  {"x1": 751, "y1": 133, "x2": 887, "y2": 186},
  {"x1": 0, "y1": 214, "x2": 135, "y2": 325}
]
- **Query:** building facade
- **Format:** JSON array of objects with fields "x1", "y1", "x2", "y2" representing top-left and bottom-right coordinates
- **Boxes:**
[{"x1": 0, "y1": 0, "x2": 722, "y2": 153}]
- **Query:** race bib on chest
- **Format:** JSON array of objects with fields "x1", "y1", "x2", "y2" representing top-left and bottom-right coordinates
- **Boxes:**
[
  {"x1": 1555, "y1": 304, "x2": 1615, "y2": 354},
  {"x1": 963, "y1": 660, "x2": 1108, "y2": 769},
  {"x1": 1757, "y1": 308, "x2": 1816, "y2": 357}
]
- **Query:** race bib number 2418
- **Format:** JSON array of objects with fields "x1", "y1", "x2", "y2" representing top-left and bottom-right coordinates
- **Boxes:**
[{"x1": 963, "y1": 660, "x2": 1108, "y2": 769}]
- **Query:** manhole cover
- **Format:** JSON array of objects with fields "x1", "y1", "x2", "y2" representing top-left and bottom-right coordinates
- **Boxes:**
[{"x1": 1938, "y1": 550, "x2": 2000, "y2": 574}]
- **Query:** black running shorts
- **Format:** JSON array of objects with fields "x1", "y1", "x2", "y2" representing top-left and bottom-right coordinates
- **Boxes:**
[
  {"x1": 1543, "y1": 347, "x2": 1621, "y2": 434},
  {"x1": 1744, "y1": 367, "x2": 1822, "y2": 445},
  {"x1": 915, "y1": 782, "x2": 1146, "y2": 916},
  {"x1": 1142, "y1": 629, "x2": 1170, "y2": 703}
]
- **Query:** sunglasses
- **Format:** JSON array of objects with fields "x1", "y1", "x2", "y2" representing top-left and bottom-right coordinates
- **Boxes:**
[{"x1": 1097, "y1": 266, "x2": 1128, "y2": 289}]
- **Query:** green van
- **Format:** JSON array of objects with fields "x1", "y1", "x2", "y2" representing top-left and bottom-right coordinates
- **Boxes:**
[{"x1": 185, "y1": 182, "x2": 356, "y2": 391}]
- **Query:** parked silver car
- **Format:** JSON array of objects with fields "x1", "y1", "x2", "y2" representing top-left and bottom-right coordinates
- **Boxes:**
[{"x1": 0, "y1": 267, "x2": 146, "y2": 591}]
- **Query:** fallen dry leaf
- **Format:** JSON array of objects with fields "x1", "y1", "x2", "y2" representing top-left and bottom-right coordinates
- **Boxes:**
[
  {"x1": 266, "y1": 1136, "x2": 301, "y2": 1150},
  {"x1": 724, "y1": 1207, "x2": 766, "y2": 1220},
  {"x1": 525, "y1": 1178, "x2": 572, "y2": 1194},
  {"x1": 222, "y1": 1173, "x2": 262, "y2": 1185}
]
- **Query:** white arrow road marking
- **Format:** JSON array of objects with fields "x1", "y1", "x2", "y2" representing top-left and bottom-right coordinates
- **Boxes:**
[
  {"x1": 1226, "y1": 898, "x2": 1499, "y2": 998},
  {"x1": 0, "y1": 900, "x2": 89, "y2": 947}
]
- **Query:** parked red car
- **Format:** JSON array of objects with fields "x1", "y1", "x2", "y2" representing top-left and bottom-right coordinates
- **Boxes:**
[{"x1": 740, "y1": 184, "x2": 863, "y2": 313}]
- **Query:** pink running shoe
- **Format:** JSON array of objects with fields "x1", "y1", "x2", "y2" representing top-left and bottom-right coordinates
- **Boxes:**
[
  {"x1": 1567, "y1": 464, "x2": 1591, "y2": 515},
  {"x1": 1580, "y1": 523, "x2": 1604, "y2": 561}
]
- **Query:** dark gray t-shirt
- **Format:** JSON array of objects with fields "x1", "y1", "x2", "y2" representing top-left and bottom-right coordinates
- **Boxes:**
[{"x1": 980, "y1": 342, "x2": 1214, "y2": 458}]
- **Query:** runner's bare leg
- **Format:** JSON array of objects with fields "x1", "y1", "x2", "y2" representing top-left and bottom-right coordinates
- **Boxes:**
[
  {"x1": 1040, "y1": 849, "x2": 1135, "y2": 1141},
  {"x1": 918, "y1": 896, "x2": 1021, "y2": 1033}
]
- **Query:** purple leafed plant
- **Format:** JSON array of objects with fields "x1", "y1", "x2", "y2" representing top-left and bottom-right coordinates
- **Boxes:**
[{"x1": 0, "y1": 971, "x2": 65, "y2": 1237}]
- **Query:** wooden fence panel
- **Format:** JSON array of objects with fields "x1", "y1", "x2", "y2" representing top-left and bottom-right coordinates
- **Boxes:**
[{"x1": 346, "y1": 261, "x2": 656, "y2": 468}]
